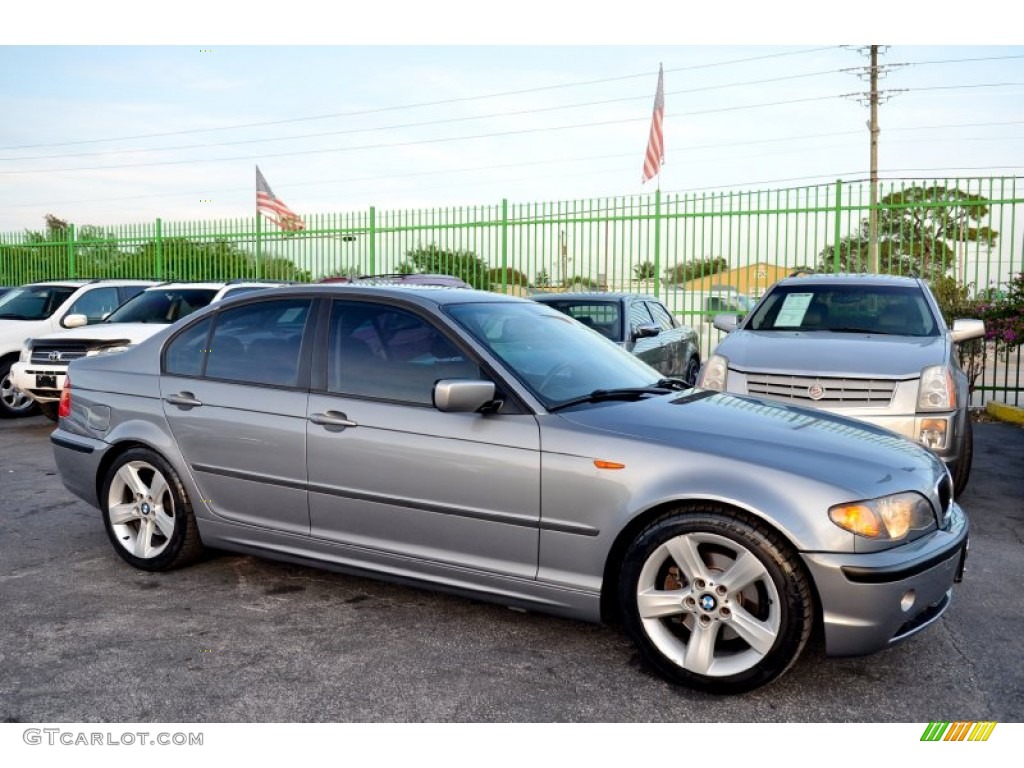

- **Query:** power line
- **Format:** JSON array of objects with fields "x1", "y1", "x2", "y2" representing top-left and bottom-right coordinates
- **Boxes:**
[{"x1": 0, "y1": 46, "x2": 840, "y2": 152}]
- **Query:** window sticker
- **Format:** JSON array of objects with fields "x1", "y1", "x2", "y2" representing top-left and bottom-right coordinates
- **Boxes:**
[{"x1": 775, "y1": 293, "x2": 814, "y2": 327}]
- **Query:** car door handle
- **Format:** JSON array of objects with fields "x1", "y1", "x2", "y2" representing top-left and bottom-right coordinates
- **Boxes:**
[
  {"x1": 309, "y1": 411, "x2": 358, "y2": 428},
  {"x1": 165, "y1": 392, "x2": 203, "y2": 408}
]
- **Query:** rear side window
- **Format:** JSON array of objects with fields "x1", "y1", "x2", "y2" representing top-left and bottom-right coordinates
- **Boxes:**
[
  {"x1": 204, "y1": 299, "x2": 311, "y2": 387},
  {"x1": 164, "y1": 317, "x2": 213, "y2": 377}
]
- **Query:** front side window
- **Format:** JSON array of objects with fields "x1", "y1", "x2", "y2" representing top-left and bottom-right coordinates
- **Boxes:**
[
  {"x1": 628, "y1": 301, "x2": 656, "y2": 336},
  {"x1": 646, "y1": 301, "x2": 677, "y2": 331},
  {"x1": 327, "y1": 301, "x2": 480, "y2": 405},
  {"x1": 0, "y1": 285, "x2": 77, "y2": 321},
  {"x1": 65, "y1": 286, "x2": 121, "y2": 324}
]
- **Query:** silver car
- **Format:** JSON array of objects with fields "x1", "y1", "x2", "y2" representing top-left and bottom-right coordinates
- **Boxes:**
[
  {"x1": 701, "y1": 274, "x2": 985, "y2": 494},
  {"x1": 51, "y1": 285, "x2": 968, "y2": 694}
]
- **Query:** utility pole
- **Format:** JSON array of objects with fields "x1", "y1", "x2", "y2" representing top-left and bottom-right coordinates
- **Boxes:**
[
  {"x1": 868, "y1": 45, "x2": 880, "y2": 273},
  {"x1": 842, "y1": 46, "x2": 905, "y2": 274}
]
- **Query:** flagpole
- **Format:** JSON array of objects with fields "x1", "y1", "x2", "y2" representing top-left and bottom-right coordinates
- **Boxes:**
[{"x1": 255, "y1": 206, "x2": 262, "y2": 281}]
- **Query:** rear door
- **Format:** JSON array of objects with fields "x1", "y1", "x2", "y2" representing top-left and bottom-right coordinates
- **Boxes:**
[{"x1": 160, "y1": 297, "x2": 314, "y2": 534}]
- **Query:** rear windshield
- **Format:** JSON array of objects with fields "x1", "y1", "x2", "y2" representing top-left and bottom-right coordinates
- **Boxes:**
[
  {"x1": 105, "y1": 288, "x2": 219, "y2": 324},
  {"x1": 535, "y1": 300, "x2": 622, "y2": 342}
]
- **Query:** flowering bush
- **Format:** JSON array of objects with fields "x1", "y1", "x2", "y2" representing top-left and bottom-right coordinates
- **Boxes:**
[{"x1": 976, "y1": 272, "x2": 1024, "y2": 350}]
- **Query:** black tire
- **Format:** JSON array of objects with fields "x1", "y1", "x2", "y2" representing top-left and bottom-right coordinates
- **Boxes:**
[
  {"x1": 952, "y1": 415, "x2": 974, "y2": 496},
  {"x1": 0, "y1": 359, "x2": 39, "y2": 419},
  {"x1": 619, "y1": 506, "x2": 813, "y2": 694},
  {"x1": 38, "y1": 401, "x2": 59, "y2": 422},
  {"x1": 100, "y1": 447, "x2": 205, "y2": 572}
]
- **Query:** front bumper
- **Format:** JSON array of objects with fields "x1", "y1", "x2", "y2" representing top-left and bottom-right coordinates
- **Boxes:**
[
  {"x1": 802, "y1": 502, "x2": 968, "y2": 657},
  {"x1": 10, "y1": 361, "x2": 66, "y2": 404}
]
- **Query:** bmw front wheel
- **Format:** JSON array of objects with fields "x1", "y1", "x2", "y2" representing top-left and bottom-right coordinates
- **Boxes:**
[{"x1": 620, "y1": 507, "x2": 813, "y2": 693}]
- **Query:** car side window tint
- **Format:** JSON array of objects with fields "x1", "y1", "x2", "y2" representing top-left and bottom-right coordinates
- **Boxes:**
[
  {"x1": 646, "y1": 301, "x2": 676, "y2": 331},
  {"x1": 327, "y1": 301, "x2": 481, "y2": 405},
  {"x1": 628, "y1": 301, "x2": 655, "y2": 334},
  {"x1": 164, "y1": 317, "x2": 213, "y2": 377},
  {"x1": 118, "y1": 285, "x2": 147, "y2": 305},
  {"x1": 66, "y1": 287, "x2": 120, "y2": 323},
  {"x1": 203, "y1": 299, "x2": 311, "y2": 387}
]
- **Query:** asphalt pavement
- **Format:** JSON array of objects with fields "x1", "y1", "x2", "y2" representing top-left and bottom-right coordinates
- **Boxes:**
[{"x1": 0, "y1": 413, "x2": 1021, "y2": 722}]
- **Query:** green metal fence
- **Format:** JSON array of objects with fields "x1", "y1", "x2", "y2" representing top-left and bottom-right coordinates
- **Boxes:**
[{"x1": 1, "y1": 176, "x2": 1020, "y2": 405}]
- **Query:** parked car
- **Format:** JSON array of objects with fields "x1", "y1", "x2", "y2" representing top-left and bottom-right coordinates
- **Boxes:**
[
  {"x1": 0, "y1": 279, "x2": 155, "y2": 418},
  {"x1": 699, "y1": 273, "x2": 985, "y2": 494},
  {"x1": 533, "y1": 292, "x2": 701, "y2": 385},
  {"x1": 51, "y1": 285, "x2": 968, "y2": 694},
  {"x1": 11, "y1": 280, "x2": 283, "y2": 420}
]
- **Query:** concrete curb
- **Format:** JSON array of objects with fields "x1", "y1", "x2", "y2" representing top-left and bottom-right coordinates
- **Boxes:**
[{"x1": 986, "y1": 400, "x2": 1024, "y2": 425}]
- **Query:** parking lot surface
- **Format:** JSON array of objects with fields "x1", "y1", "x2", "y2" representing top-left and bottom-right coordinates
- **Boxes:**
[{"x1": 1, "y1": 413, "x2": 1022, "y2": 722}]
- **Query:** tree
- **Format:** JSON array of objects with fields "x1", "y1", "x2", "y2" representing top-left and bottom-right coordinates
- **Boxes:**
[
  {"x1": 819, "y1": 184, "x2": 998, "y2": 279},
  {"x1": 534, "y1": 268, "x2": 551, "y2": 287},
  {"x1": 633, "y1": 260, "x2": 656, "y2": 280},
  {"x1": 664, "y1": 256, "x2": 728, "y2": 285},
  {"x1": 405, "y1": 244, "x2": 491, "y2": 290}
]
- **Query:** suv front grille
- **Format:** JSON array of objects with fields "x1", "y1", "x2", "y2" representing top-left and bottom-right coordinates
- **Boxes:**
[
  {"x1": 31, "y1": 343, "x2": 89, "y2": 365},
  {"x1": 745, "y1": 373, "x2": 897, "y2": 407}
]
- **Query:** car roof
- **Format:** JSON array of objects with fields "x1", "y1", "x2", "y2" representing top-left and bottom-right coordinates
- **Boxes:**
[
  {"x1": 774, "y1": 273, "x2": 924, "y2": 288},
  {"x1": 223, "y1": 283, "x2": 528, "y2": 308},
  {"x1": 24, "y1": 279, "x2": 155, "y2": 288},
  {"x1": 533, "y1": 292, "x2": 652, "y2": 302}
]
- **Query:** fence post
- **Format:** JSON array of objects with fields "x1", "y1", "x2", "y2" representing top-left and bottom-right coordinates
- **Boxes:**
[
  {"x1": 833, "y1": 179, "x2": 843, "y2": 271},
  {"x1": 653, "y1": 188, "x2": 662, "y2": 298},
  {"x1": 500, "y1": 198, "x2": 509, "y2": 292},
  {"x1": 155, "y1": 218, "x2": 163, "y2": 279},
  {"x1": 368, "y1": 206, "x2": 376, "y2": 275},
  {"x1": 67, "y1": 223, "x2": 76, "y2": 278}
]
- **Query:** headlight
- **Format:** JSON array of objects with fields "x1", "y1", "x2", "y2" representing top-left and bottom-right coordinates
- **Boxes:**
[
  {"x1": 829, "y1": 492, "x2": 936, "y2": 541},
  {"x1": 698, "y1": 354, "x2": 729, "y2": 391},
  {"x1": 19, "y1": 339, "x2": 33, "y2": 363},
  {"x1": 917, "y1": 365, "x2": 955, "y2": 411},
  {"x1": 86, "y1": 345, "x2": 131, "y2": 357}
]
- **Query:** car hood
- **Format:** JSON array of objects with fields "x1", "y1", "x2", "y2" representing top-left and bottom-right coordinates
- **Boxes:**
[
  {"x1": 557, "y1": 390, "x2": 945, "y2": 497},
  {"x1": 716, "y1": 330, "x2": 947, "y2": 377},
  {"x1": 1, "y1": 317, "x2": 52, "y2": 347},
  {"x1": 28, "y1": 322, "x2": 168, "y2": 346}
]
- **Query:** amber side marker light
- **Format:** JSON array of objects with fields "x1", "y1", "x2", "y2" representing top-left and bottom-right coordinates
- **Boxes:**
[
  {"x1": 594, "y1": 460, "x2": 626, "y2": 470},
  {"x1": 58, "y1": 376, "x2": 71, "y2": 419}
]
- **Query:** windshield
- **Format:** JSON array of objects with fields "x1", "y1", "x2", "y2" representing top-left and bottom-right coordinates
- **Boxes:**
[
  {"x1": 0, "y1": 285, "x2": 77, "y2": 320},
  {"x1": 745, "y1": 283, "x2": 939, "y2": 336},
  {"x1": 447, "y1": 301, "x2": 660, "y2": 408},
  {"x1": 535, "y1": 300, "x2": 622, "y2": 341},
  {"x1": 105, "y1": 288, "x2": 218, "y2": 324}
]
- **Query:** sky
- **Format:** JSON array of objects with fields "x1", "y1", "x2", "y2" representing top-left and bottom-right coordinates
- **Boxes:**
[{"x1": 2, "y1": 2, "x2": 1023, "y2": 233}]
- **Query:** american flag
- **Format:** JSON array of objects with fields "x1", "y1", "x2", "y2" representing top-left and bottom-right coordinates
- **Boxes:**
[
  {"x1": 256, "y1": 165, "x2": 306, "y2": 231},
  {"x1": 641, "y1": 64, "x2": 665, "y2": 184}
]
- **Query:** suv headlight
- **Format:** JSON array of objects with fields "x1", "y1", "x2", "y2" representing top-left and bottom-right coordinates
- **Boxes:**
[
  {"x1": 829, "y1": 492, "x2": 937, "y2": 541},
  {"x1": 19, "y1": 339, "x2": 32, "y2": 363},
  {"x1": 917, "y1": 365, "x2": 955, "y2": 411},
  {"x1": 86, "y1": 345, "x2": 131, "y2": 357},
  {"x1": 698, "y1": 354, "x2": 729, "y2": 391}
]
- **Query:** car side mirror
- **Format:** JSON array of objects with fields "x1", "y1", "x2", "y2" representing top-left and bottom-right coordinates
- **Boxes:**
[
  {"x1": 633, "y1": 323, "x2": 660, "y2": 341},
  {"x1": 62, "y1": 313, "x2": 88, "y2": 329},
  {"x1": 434, "y1": 379, "x2": 498, "y2": 413},
  {"x1": 713, "y1": 314, "x2": 739, "y2": 333},
  {"x1": 951, "y1": 318, "x2": 985, "y2": 343}
]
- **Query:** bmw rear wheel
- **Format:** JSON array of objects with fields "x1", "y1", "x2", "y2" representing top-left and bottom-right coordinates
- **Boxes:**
[
  {"x1": 101, "y1": 448, "x2": 204, "y2": 571},
  {"x1": 620, "y1": 507, "x2": 813, "y2": 693}
]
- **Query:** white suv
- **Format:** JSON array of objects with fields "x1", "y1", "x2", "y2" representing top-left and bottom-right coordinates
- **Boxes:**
[
  {"x1": 0, "y1": 280, "x2": 155, "y2": 418},
  {"x1": 11, "y1": 280, "x2": 282, "y2": 420}
]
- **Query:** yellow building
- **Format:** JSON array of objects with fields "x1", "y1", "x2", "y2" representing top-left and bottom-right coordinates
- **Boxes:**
[{"x1": 677, "y1": 262, "x2": 791, "y2": 298}]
